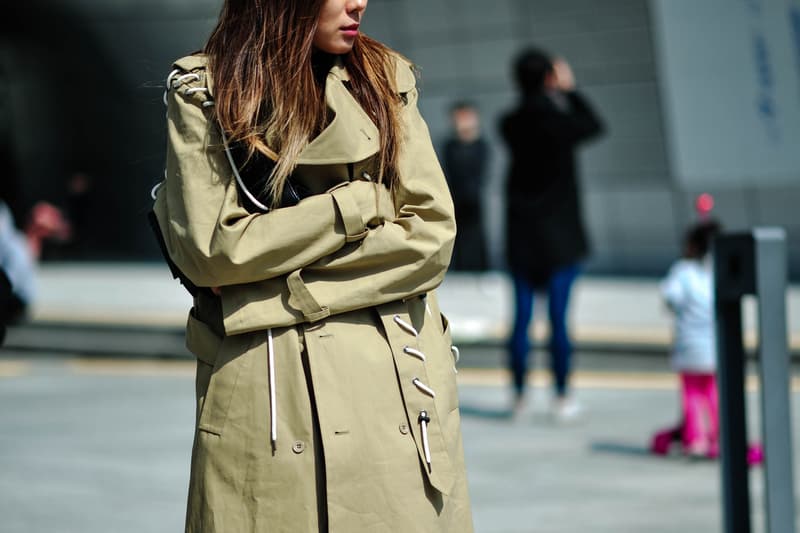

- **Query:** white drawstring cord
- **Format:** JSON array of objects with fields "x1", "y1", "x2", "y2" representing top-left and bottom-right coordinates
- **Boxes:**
[
  {"x1": 219, "y1": 128, "x2": 272, "y2": 213},
  {"x1": 150, "y1": 181, "x2": 164, "y2": 200},
  {"x1": 393, "y1": 315, "x2": 418, "y2": 337},
  {"x1": 165, "y1": 69, "x2": 181, "y2": 88},
  {"x1": 175, "y1": 73, "x2": 200, "y2": 85},
  {"x1": 163, "y1": 68, "x2": 181, "y2": 106},
  {"x1": 412, "y1": 378, "x2": 436, "y2": 398},
  {"x1": 267, "y1": 328, "x2": 277, "y2": 447},
  {"x1": 185, "y1": 87, "x2": 208, "y2": 96},
  {"x1": 162, "y1": 70, "x2": 198, "y2": 106},
  {"x1": 403, "y1": 346, "x2": 426, "y2": 362},
  {"x1": 451, "y1": 345, "x2": 460, "y2": 374},
  {"x1": 418, "y1": 411, "x2": 431, "y2": 470}
]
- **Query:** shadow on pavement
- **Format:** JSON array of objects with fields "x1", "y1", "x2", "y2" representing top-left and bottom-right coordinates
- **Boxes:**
[
  {"x1": 590, "y1": 441, "x2": 653, "y2": 458},
  {"x1": 458, "y1": 403, "x2": 513, "y2": 420}
]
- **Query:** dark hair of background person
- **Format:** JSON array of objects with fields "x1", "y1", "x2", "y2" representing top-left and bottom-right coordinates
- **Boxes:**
[
  {"x1": 450, "y1": 101, "x2": 477, "y2": 114},
  {"x1": 204, "y1": 0, "x2": 405, "y2": 207},
  {"x1": 514, "y1": 48, "x2": 554, "y2": 95},
  {"x1": 686, "y1": 220, "x2": 722, "y2": 259}
]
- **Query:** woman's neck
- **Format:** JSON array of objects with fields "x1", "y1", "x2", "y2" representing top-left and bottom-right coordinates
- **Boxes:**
[{"x1": 311, "y1": 50, "x2": 336, "y2": 86}]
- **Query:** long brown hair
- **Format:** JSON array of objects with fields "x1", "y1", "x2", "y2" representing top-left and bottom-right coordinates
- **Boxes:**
[{"x1": 204, "y1": 0, "x2": 403, "y2": 207}]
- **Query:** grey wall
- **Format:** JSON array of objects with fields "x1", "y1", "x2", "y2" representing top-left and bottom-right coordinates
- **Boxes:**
[
  {"x1": 363, "y1": 0, "x2": 800, "y2": 276},
  {"x1": 365, "y1": 0, "x2": 676, "y2": 274},
  {"x1": 3, "y1": 0, "x2": 798, "y2": 275}
]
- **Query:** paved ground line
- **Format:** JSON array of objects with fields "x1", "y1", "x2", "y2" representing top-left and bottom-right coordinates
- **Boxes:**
[
  {"x1": 51, "y1": 359, "x2": 800, "y2": 392},
  {"x1": 0, "y1": 361, "x2": 30, "y2": 378}
]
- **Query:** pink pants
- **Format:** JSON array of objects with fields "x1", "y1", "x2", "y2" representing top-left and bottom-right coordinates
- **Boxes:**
[{"x1": 680, "y1": 372, "x2": 719, "y2": 453}]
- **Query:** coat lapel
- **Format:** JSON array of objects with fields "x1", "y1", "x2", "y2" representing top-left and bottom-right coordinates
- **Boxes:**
[{"x1": 296, "y1": 60, "x2": 381, "y2": 165}]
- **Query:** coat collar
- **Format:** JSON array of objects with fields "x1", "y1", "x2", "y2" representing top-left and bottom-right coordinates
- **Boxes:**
[
  {"x1": 175, "y1": 54, "x2": 388, "y2": 166},
  {"x1": 296, "y1": 57, "x2": 380, "y2": 165}
]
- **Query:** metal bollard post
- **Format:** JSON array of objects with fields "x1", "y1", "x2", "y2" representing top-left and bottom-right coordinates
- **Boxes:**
[{"x1": 714, "y1": 228, "x2": 795, "y2": 533}]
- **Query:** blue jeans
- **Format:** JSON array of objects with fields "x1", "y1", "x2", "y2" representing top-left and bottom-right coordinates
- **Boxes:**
[{"x1": 509, "y1": 264, "x2": 580, "y2": 398}]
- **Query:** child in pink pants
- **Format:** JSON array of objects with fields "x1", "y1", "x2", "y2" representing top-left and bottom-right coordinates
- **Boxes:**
[{"x1": 650, "y1": 220, "x2": 762, "y2": 464}]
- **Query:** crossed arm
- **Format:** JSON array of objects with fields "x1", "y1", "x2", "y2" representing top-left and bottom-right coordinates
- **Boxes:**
[{"x1": 154, "y1": 69, "x2": 455, "y2": 333}]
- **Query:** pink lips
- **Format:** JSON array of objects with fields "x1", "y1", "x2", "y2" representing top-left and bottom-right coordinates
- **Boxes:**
[{"x1": 341, "y1": 24, "x2": 359, "y2": 37}]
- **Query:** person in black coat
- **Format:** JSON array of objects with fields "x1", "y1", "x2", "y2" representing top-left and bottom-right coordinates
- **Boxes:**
[
  {"x1": 500, "y1": 48, "x2": 605, "y2": 420},
  {"x1": 442, "y1": 102, "x2": 490, "y2": 271}
]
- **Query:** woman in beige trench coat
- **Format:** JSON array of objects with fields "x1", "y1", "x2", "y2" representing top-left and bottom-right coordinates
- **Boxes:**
[{"x1": 151, "y1": 0, "x2": 473, "y2": 531}]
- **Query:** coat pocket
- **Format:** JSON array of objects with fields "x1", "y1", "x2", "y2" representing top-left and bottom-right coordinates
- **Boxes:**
[
  {"x1": 186, "y1": 311, "x2": 222, "y2": 421},
  {"x1": 187, "y1": 311, "x2": 256, "y2": 436}
]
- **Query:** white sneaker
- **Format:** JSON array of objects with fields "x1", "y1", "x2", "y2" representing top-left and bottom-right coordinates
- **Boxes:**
[
  {"x1": 511, "y1": 395, "x2": 528, "y2": 422},
  {"x1": 551, "y1": 396, "x2": 582, "y2": 423}
]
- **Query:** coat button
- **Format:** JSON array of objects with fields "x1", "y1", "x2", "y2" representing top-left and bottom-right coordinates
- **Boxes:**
[
  {"x1": 292, "y1": 441, "x2": 306, "y2": 454},
  {"x1": 399, "y1": 423, "x2": 409, "y2": 435}
]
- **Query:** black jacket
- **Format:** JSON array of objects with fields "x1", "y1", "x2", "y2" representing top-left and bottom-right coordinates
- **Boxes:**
[
  {"x1": 442, "y1": 137, "x2": 490, "y2": 271},
  {"x1": 500, "y1": 90, "x2": 604, "y2": 284}
]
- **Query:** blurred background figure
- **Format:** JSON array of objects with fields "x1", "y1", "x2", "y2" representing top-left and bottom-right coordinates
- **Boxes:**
[
  {"x1": 25, "y1": 201, "x2": 71, "y2": 260},
  {"x1": 0, "y1": 267, "x2": 11, "y2": 345},
  {"x1": 0, "y1": 200, "x2": 71, "y2": 325},
  {"x1": 42, "y1": 172, "x2": 94, "y2": 260},
  {"x1": 650, "y1": 206, "x2": 763, "y2": 464},
  {"x1": 442, "y1": 102, "x2": 490, "y2": 272},
  {"x1": 0, "y1": 201, "x2": 36, "y2": 324},
  {"x1": 653, "y1": 218, "x2": 722, "y2": 459},
  {"x1": 501, "y1": 49, "x2": 605, "y2": 421}
]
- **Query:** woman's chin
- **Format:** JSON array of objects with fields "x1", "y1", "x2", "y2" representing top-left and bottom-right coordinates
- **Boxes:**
[{"x1": 315, "y1": 38, "x2": 356, "y2": 55}]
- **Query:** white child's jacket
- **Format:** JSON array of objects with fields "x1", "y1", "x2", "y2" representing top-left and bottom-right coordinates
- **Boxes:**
[{"x1": 661, "y1": 258, "x2": 716, "y2": 373}]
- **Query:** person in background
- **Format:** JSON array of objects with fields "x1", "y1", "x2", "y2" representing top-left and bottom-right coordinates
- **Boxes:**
[
  {"x1": 0, "y1": 268, "x2": 11, "y2": 345},
  {"x1": 651, "y1": 219, "x2": 762, "y2": 464},
  {"x1": 442, "y1": 102, "x2": 490, "y2": 271},
  {"x1": 50, "y1": 172, "x2": 93, "y2": 259},
  {"x1": 500, "y1": 48, "x2": 605, "y2": 421},
  {"x1": 25, "y1": 201, "x2": 71, "y2": 259},
  {"x1": 0, "y1": 200, "x2": 70, "y2": 324},
  {"x1": 660, "y1": 220, "x2": 721, "y2": 457},
  {"x1": 0, "y1": 201, "x2": 36, "y2": 323}
]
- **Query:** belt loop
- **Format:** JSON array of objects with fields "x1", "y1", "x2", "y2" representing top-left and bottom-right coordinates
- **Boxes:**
[{"x1": 287, "y1": 269, "x2": 330, "y2": 323}]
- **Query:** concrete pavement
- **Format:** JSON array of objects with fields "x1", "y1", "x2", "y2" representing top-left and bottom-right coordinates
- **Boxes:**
[{"x1": 0, "y1": 352, "x2": 796, "y2": 533}]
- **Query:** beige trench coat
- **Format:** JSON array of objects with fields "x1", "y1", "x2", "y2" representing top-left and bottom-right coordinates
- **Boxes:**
[{"x1": 154, "y1": 53, "x2": 473, "y2": 532}]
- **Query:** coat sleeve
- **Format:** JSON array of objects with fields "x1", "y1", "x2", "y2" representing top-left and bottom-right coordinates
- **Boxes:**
[
  {"x1": 219, "y1": 62, "x2": 457, "y2": 331},
  {"x1": 501, "y1": 91, "x2": 604, "y2": 149},
  {"x1": 545, "y1": 91, "x2": 605, "y2": 146},
  {"x1": 661, "y1": 263, "x2": 686, "y2": 312},
  {"x1": 153, "y1": 67, "x2": 387, "y2": 288}
]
